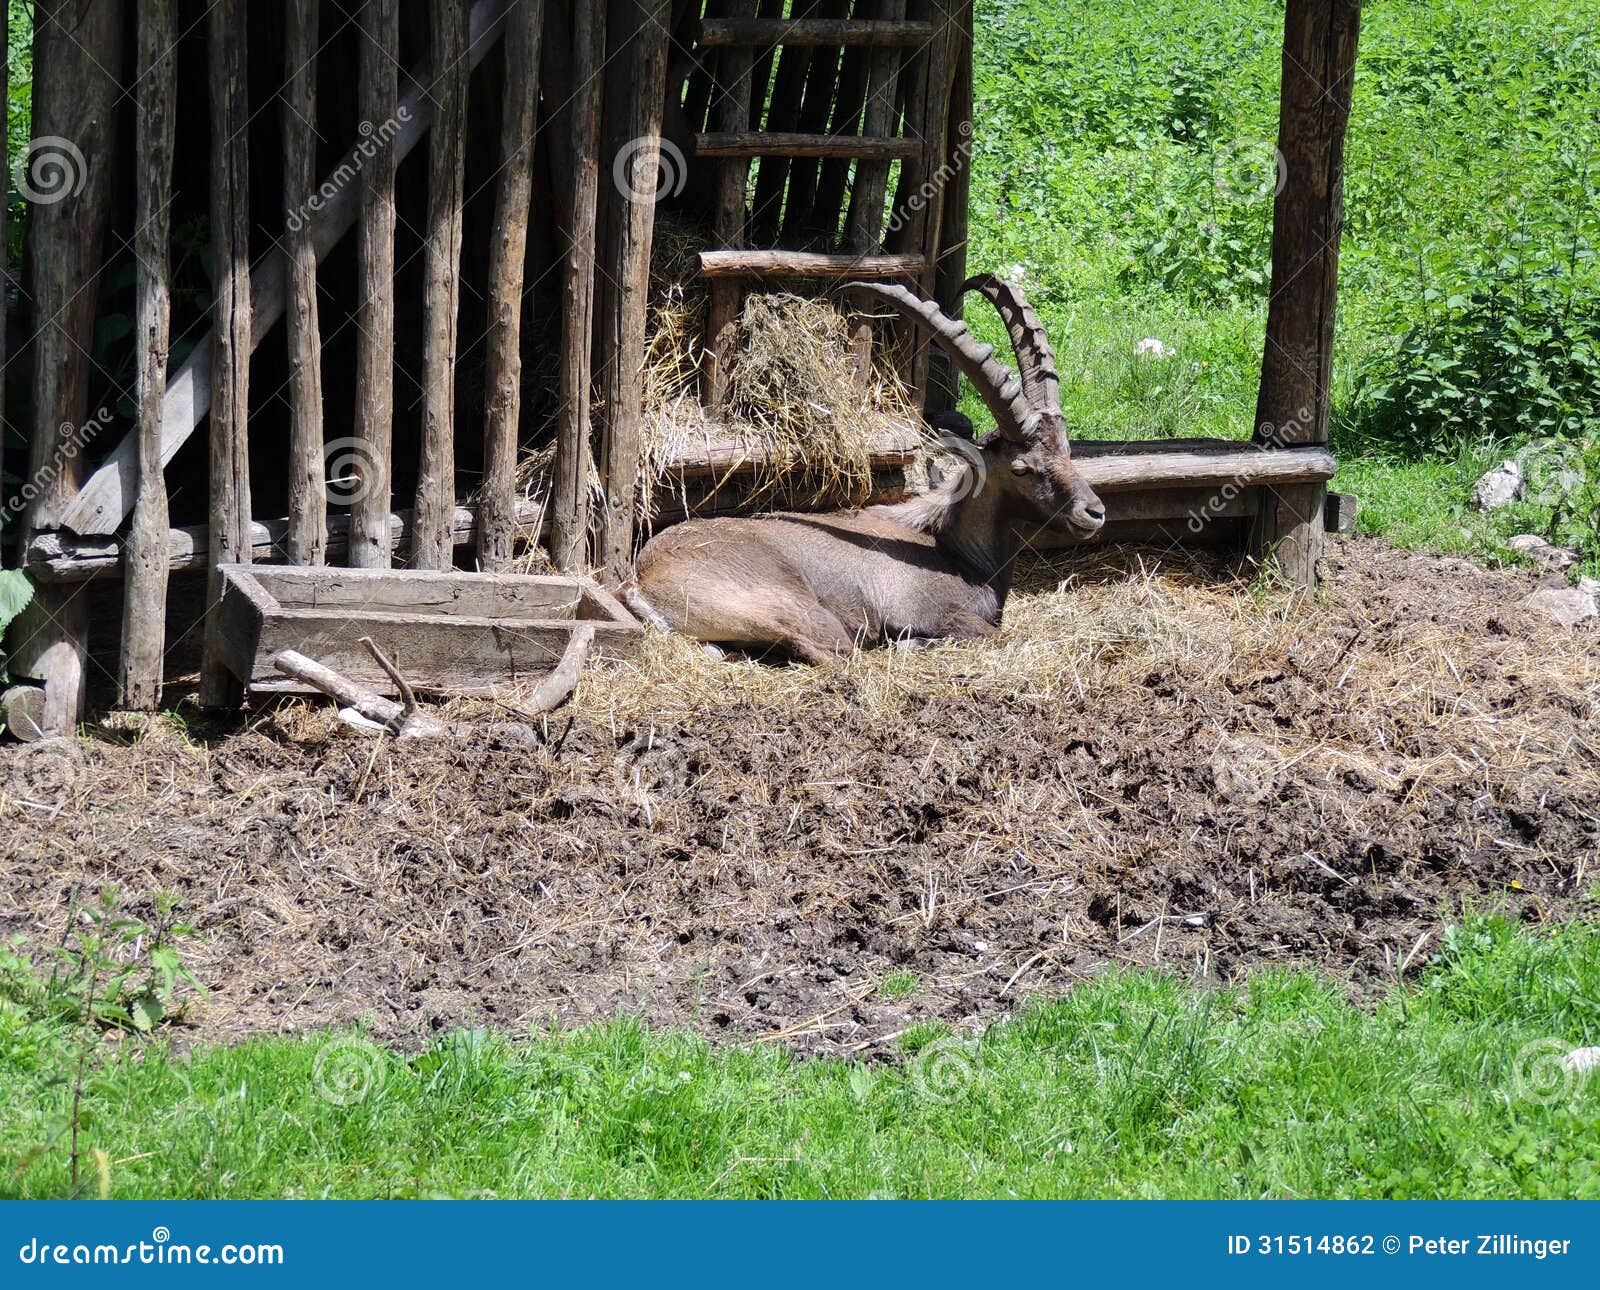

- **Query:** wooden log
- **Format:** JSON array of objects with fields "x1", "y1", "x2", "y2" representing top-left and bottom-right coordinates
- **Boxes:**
[
  {"x1": 58, "y1": 0, "x2": 514, "y2": 540},
  {"x1": 779, "y1": 0, "x2": 849, "y2": 244},
  {"x1": 283, "y1": 0, "x2": 327, "y2": 566},
  {"x1": 478, "y1": 0, "x2": 544, "y2": 572},
  {"x1": 701, "y1": 0, "x2": 759, "y2": 410},
  {"x1": 926, "y1": 0, "x2": 971, "y2": 415},
  {"x1": 348, "y1": 0, "x2": 401, "y2": 570},
  {"x1": 0, "y1": 0, "x2": 6, "y2": 504},
  {"x1": 746, "y1": 0, "x2": 819, "y2": 243},
  {"x1": 1248, "y1": 0, "x2": 1361, "y2": 588},
  {"x1": 699, "y1": 17, "x2": 936, "y2": 45},
  {"x1": 7, "y1": 0, "x2": 125, "y2": 734},
  {"x1": 595, "y1": 0, "x2": 672, "y2": 583},
  {"x1": 695, "y1": 131, "x2": 918, "y2": 160},
  {"x1": 412, "y1": 0, "x2": 470, "y2": 571},
  {"x1": 119, "y1": 0, "x2": 178, "y2": 711},
  {"x1": 746, "y1": 0, "x2": 787, "y2": 132},
  {"x1": 698, "y1": 249, "x2": 923, "y2": 278},
  {"x1": 550, "y1": 0, "x2": 607, "y2": 571},
  {"x1": 1, "y1": 685, "x2": 47, "y2": 742},
  {"x1": 842, "y1": 0, "x2": 907, "y2": 252},
  {"x1": 811, "y1": 1, "x2": 877, "y2": 238}
]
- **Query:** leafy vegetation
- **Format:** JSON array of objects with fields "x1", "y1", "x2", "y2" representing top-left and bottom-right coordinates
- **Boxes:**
[{"x1": 0, "y1": 915, "x2": 1595, "y2": 1199}]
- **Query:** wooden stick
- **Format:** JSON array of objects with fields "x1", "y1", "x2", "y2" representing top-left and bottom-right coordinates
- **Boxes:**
[
  {"x1": 699, "y1": 17, "x2": 936, "y2": 45},
  {"x1": 119, "y1": 0, "x2": 178, "y2": 711},
  {"x1": 696, "y1": 131, "x2": 918, "y2": 160},
  {"x1": 780, "y1": 0, "x2": 850, "y2": 242},
  {"x1": 273, "y1": 648, "x2": 449, "y2": 738},
  {"x1": 520, "y1": 623, "x2": 595, "y2": 714},
  {"x1": 926, "y1": 0, "x2": 971, "y2": 415},
  {"x1": 702, "y1": 0, "x2": 759, "y2": 410},
  {"x1": 349, "y1": 0, "x2": 401, "y2": 570},
  {"x1": 6, "y1": 0, "x2": 125, "y2": 734},
  {"x1": 550, "y1": 0, "x2": 607, "y2": 571},
  {"x1": 747, "y1": 0, "x2": 819, "y2": 244},
  {"x1": 811, "y1": 3, "x2": 875, "y2": 238},
  {"x1": 283, "y1": 0, "x2": 327, "y2": 566},
  {"x1": 412, "y1": 0, "x2": 470, "y2": 571},
  {"x1": 1249, "y1": 0, "x2": 1361, "y2": 588},
  {"x1": 199, "y1": 0, "x2": 252, "y2": 710},
  {"x1": 478, "y1": 0, "x2": 544, "y2": 572},
  {"x1": 596, "y1": 0, "x2": 672, "y2": 583},
  {"x1": 842, "y1": 0, "x2": 907, "y2": 252},
  {"x1": 698, "y1": 248, "x2": 922, "y2": 277}
]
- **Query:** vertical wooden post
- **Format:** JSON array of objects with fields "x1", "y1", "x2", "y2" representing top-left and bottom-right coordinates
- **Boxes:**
[
  {"x1": 595, "y1": 0, "x2": 671, "y2": 583},
  {"x1": 842, "y1": 0, "x2": 907, "y2": 252},
  {"x1": 780, "y1": 0, "x2": 848, "y2": 244},
  {"x1": 811, "y1": 5, "x2": 874, "y2": 238},
  {"x1": 412, "y1": 0, "x2": 469, "y2": 571},
  {"x1": 199, "y1": 0, "x2": 252, "y2": 710},
  {"x1": 748, "y1": 0, "x2": 821, "y2": 244},
  {"x1": 0, "y1": 1, "x2": 7, "y2": 511},
  {"x1": 6, "y1": 0, "x2": 125, "y2": 734},
  {"x1": 701, "y1": 0, "x2": 757, "y2": 411},
  {"x1": 549, "y1": 0, "x2": 606, "y2": 572},
  {"x1": 926, "y1": 0, "x2": 971, "y2": 415},
  {"x1": 284, "y1": 0, "x2": 327, "y2": 566},
  {"x1": 119, "y1": 0, "x2": 178, "y2": 711},
  {"x1": 1249, "y1": 0, "x2": 1362, "y2": 587},
  {"x1": 349, "y1": 0, "x2": 400, "y2": 569},
  {"x1": 478, "y1": 0, "x2": 544, "y2": 572}
]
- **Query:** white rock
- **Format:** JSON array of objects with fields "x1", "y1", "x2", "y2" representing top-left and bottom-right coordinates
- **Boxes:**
[
  {"x1": 1508, "y1": 533, "x2": 1579, "y2": 570},
  {"x1": 1471, "y1": 459, "x2": 1524, "y2": 511},
  {"x1": 1561, "y1": 1046, "x2": 1600, "y2": 1075},
  {"x1": 1525, "y1": 584, "x2": 1599, "y2": 628}
]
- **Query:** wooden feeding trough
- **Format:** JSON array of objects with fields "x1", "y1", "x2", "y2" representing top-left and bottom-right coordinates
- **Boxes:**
[{"x1": 209, "y1": 565, "x2": 641, "y2": 697}]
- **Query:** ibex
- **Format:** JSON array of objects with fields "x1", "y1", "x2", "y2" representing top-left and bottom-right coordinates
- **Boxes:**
[{"x1": 627, "y1": 277, "x2": 1106, "y2": 663}]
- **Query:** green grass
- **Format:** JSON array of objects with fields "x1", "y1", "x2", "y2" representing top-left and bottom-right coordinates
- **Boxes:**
[{"x1": 2, "y1": 917, "x2": 1597, "y2": 1199}]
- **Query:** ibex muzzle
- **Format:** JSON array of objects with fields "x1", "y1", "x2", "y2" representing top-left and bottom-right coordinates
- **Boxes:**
[{"x1": 629, "y1": 276, "x2": 1105, "y2": 663}]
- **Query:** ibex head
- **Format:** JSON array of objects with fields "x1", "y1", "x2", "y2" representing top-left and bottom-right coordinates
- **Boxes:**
[{"x1": 848, "y1": 277, "x2": 1106, "y2": 540}]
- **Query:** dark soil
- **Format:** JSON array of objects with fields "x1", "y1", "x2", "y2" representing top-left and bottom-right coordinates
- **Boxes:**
[{"x1": 4, "y1": 538, "x2": 1597, "y2": 1054}]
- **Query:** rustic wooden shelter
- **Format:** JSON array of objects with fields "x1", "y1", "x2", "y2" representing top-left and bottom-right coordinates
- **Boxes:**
[{"x1": 1, "y1": 0, "x2": 1359, "y2": 736}]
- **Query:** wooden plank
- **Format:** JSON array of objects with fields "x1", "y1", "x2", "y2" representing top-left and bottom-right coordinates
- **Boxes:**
[
  {"x1": 747, "y1": 0, "x2": 819, "y2": 243},
  {"x1": 698, "y1": 249, "x2": 923, "y2": 277},
  {"x1": 198, "y1": 0, "x2": 253, "y2": 710},
  {"x1": 926, "y1": 0, "x2": 972, "y2": 414},
  {"x1": 479, "y1": 0, "x2": 544, "y2": 571},
  {"x1": 1249, "y1": 0, "x2": 1361, "y2": 587},
  {"x1": 7, "y1": 0, "x2": 125, "y2": 733},
  {"x1": 550, "y1": 0, "x2": 607, "y2": 571},
  {"x1": 698, "y1": 17, "x2": 935, "y2": 44},
  {"x1": 283, "y1": 0, "x2": 327, "y2": 566},
  {"x1": 701, "y1": 0, "x2": 759, "y2": 410},
  {"x1": 596, "y1": 0, "x2": 672, "y2": 583},
  {"x1": 1073, "y1": 443, "x2": 1337, "y2": 492},
  {"x1": 412, "y1": 0, "x2": 470, "y2": 571},
  {"x1": 59, "y1": 0, "x2": 514, "y2": 540},
  {"x1": 779, "y1": 0, "x2": 849, "y2": 243},
  {"x1": 244, "y1": 565, "x2": 588, "y2": 617},
  {"x1": 811, "y1": 3, "x2": 875, "y2": 235},
  {"x1": 695, "y1": 131, "x2": 918, "y2": 159},
  {"x1": 842, "y1": 0, "x2": 907, "y2": 252},
  {"x1": 119, "y1": 0, "x2": 178, "y2": 711}
]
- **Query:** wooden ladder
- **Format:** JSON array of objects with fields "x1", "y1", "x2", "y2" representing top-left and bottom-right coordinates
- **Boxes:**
[{"x1": 694, "y1": 3, "x2": 956, "y2": 408}]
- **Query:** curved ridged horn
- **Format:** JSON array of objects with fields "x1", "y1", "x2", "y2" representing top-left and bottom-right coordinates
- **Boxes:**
[
  {"x1": 962, "y1": 273, "x2": 1061, "y2": 413},
  {"x1": 844, "y1": 281, "x2": 1035, "y2": 439}
]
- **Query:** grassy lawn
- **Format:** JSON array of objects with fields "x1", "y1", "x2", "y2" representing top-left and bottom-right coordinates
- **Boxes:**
[{"x1": 2, "y1": 917, "x2": 1597, "y2": 1199}]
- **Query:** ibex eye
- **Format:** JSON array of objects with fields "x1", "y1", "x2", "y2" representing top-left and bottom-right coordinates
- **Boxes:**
[{"x1": 1011, "y1": 462, "x2": 1031, "y2": 476}]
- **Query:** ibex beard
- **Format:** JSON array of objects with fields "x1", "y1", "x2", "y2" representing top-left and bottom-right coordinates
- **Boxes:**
[{"x1": 627, "y1": 276, "x2": 1105, "y2": 665}]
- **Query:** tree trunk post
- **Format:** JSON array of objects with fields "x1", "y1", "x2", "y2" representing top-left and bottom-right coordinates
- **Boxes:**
[{"x1": 1249, "y1": 0, "x2": 1362, "y2": 587}]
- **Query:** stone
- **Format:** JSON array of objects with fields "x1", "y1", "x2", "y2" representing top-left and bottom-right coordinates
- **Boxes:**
[
  {"x1": 1508, "y1": 533, "x2": 1580, "y2": 571},
  {"x1": 1525, "y1": 581, "x2": 1599, "y2": 627},
  {"x1": 1471, "y1": 459, "x2": 1524, "y2": 511}
]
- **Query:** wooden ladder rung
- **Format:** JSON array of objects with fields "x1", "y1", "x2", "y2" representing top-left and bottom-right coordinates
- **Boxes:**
[
  {"x1": 698, "y1": 250, "x2": 925, "y2": 279},
  {"x1": 695, "y1": 131, "x2": 920, "y2": 160},
  {"x1": 698, "y1": 19, "x2": 936, "y2": 47}
]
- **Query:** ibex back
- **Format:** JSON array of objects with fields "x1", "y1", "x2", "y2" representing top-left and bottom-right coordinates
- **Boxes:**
[{"x1": 628, "y1": 277, "x2": 1105, "y2": 663}]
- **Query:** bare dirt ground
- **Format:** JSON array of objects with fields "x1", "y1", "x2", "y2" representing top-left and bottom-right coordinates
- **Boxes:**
[{"x1": 4, "y1": 538, "x2": 1598, "y2": 1054}]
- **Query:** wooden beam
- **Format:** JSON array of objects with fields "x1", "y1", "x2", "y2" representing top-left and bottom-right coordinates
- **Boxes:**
[
  {"x1": 698, "y1": 249, "x2": 924, "y2": 278},
  {"x1": 595, "y1": 0, "x2": 672, "y2": 583},
  {"x1": 695, "y1": 131, "x2": 919, "y2": 160},
  {"x1": 549, "y1": 0, "x2": 606, "y2": 571},
  {"x1": 58, "y1": 0, "x2": 513, "y2": 540},
  {"x1": 701, "y1": 0, "x2": 758, "y2": 410},
  {"x1": 746, "y1": 1, "x2": 817, "y2": 244},
  {"x1": 7, "y1": 0, "x2": 125, "y2": 734},
  {"x1": 412, "y1": 0, "x2": 470, "y2": 571},
  {"x1": 283, "y1": 0, "x2": 327, "y2": 566},
  {"x1": 698, "y1": 17, "x2": 936, "y2": 45},
  {"x1": 478, "y1": 0, "x2": 543, "y2": 571},
  {"x1": 198, "y1": 0, "x2": 252, "y2": 710},
  {"x1": 779, "y1": 0, "x2": 848, "y2": 244},
  {"x1": 842, "y1": 0, "x2": 908, "y2": 252},
  {"x1": 926, "y1": 0, "x2": 972, "y2": 415},
  {"x1": 119, "y1": 0, "x2": 177, "y2": 711},
  {"x1": 1249, "y1": 0, "x2": 1361, "y2": 587}
]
